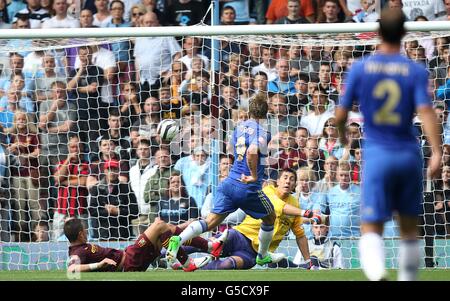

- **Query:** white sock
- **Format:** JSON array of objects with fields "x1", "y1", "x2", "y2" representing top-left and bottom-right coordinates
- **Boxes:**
[
  {"x1": 179, "y1": 220, "x2": 207, "y2": 244},
  {"x1": 359, "y1": 232, "x2": 386, "y2": 281},
  {"x1": 257, "y1": 223, "x2": 274, "y2": 257},
  {"x1": 398, "y1": 239, "x2": 420, "y2": 281}
]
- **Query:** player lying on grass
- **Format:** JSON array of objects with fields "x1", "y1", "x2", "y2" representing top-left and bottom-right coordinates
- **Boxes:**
[
  {"x1": 198, "y1": 169, "x2": 326, "y2": 270},
  {"x1": 65, "y1": 217, "x2": 223, "y2": 273}
]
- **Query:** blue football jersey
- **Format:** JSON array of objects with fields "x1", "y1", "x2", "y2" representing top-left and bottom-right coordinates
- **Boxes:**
[
  {"x1": 340, "y1": 53, "x2": 431, "y2": 148},
  {"x1": 228, "y1": 119, "x2": 271, "y2": 187}
]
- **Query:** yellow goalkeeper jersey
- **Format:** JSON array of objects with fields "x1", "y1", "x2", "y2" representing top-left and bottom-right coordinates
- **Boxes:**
[{"x1": 234, "y1": 184, "x2": 305, "y2": 252}]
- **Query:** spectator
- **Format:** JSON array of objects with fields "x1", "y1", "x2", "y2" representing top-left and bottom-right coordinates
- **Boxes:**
[
  {"x1": 0, "y1": 53, "x2": 30, "y2": 95},
  {"x1": 141, "y1": 0, "x2": 165, "y2": 24},
  {"x1": 134, "y1": 12, "x2": 181, "y2": 100},
  {"x1": 129, "y1": 3, "x2": 146, "y2": 27},
  {"x1": 349, "y1": 138, "x2": 362, "y2": 184},
  {"x1": 33, "y1": 53, "x2": 67, "y2": 104},
  {"x1": 158, "y1": 171, "x2": 199, "y2": 225},
  {"x1": 88, "y1": 159, "x2": 138, "y2": 240},
  {"x1": 317, "y1": 62, "x2": 339, "y2": 103},
  {"x1": 223, "y1": 1, "x2": 252, "y2": 25},
  {"x1": 294, "y1": 126, "x2": 309, "y2": 163},
  {"x1": 266, "y1": 0, "x2": 315, "y2": 24},
  {"x1": 92, "y1": 0, "x2": 112, "y2": 27},
  {"x1": 317, "y1": 0, "x2": 346, "y2": 23},
  {"x1": 52, "y1": 135, "x2": 89, "y2": 240},
  {"x1": 434, "y1": 165, "x2": 450, "y2": 235},
  {"x1": 164, "y1": 0, "x2": 205, "y2": 26},
  {"x1": 276, "y1": 0, "x2": 311, "y2": 23},
  {"x1": 251, "y1": 46, "x2": 277, "y2": 81},
  {"x1": 300, "y1": 88, "x2": 334, "y2": 136},
  {"x1": 287, "y1": 74, "x2": 310, "y2": 115},
  {"x1": 267, "y1": 94, "x2": 300, "y2": 136},
  {"x1": 438, "y1": 0, "x2": 450, "y2": 20},
  {"x1": 67, "y1": 46, "x2": 105, "y2": 144},
  {"x1": 252, "y1": 71, "x2": 268, "y2": 95},
  {"x1": 129, "y1": 96, "x2": 161, "y2": 150},
  {"x1": 352, "y1": 0, "x2": 378, "y2": 22},
  {"x1": 321, "y1": 161, "x2": 361, "y2": 238},
  {"x1": 41, "y1": 0, "x2": 79, "y2": 28},
  {"x1": 269, "y1": 130, "x2": 302, "y2": 172},
  {"x1": 143, "y1": 147, "x2": 173, "y2": 223},
  {"x1": 93, "y1": 110, "x2": 131, "y2": 162},
  {"x1": 174, "y1": 145, "x2": 211, "y2": 209},
  {"x1": 429, "y1": 37, "x2": 449, "y2": 87},
  {"x1": 7, "y1": 0, "x2": 26, "y2": 22},
  {"x1": 0, "y1": 78, "x2": 34, "y2": 113},
  {"x1": 79, "y1": 8, "x2": 96, "y2": 28},
  {"x1": 106, "y1": 0, "x2": 131, "y2": 74},
  {"x1": 242, "y1": 43, "x2": 261, "y2": 72},
  {"x1": 129, "y1": 139, "x2": 153, "y2": 236},
  {"x1": 73, "y1": 44, "x2": 117, "y2": 113},
  {"x1": 268, "y1": 58, "x2": 297, "y2": 95},
  {"x1": 13, "y1": 0, "x2": 50, "y2": 28},
  {"x1": 86, "y1": 134, "x2": 129, "y2": 190},
  {"x1": 292, "y1": 222, "x2": 344, "y2": 269},
  {"x1": 38, "y1": 81, "x2": 76, "y2": 168},
  {"x1": 303, "y1": 137, "x2": 325, "y2": 180},
  {"x1": 220, "y1": 4, "x2": 237, "y2": 25},
  {"x1": 179, "y1": 37, "x2": 209, "y2": 72},
  {"x1": 319, "y1": 117, "x2": 345, "y2": 159},
  {"x1": 237, "y1": 72, "x2": 253, "y2": 111},
  {"x1": 295, "y1": 167, "x2": 323, "y2": 238},
  {"x1": 315, "y1": 155, "x2": 338, "y2": 193},
  {"x1": 31, "y1": 220, "x2": 49, "y2": 242},
  {"x1": 221, "y1": 53, "x2": 240, "y2": 87},
  {"x1": 119, "y1": 82, "x2": 141, "y2": 127},
  {"x1": 401, "y1": 0, "x2": 445, "y2": 21},
  {"x1": 8, "y1": 110, "x2": 41, "y2": 241}
]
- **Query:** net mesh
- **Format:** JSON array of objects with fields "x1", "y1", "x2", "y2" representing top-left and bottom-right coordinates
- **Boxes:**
[{"x1": 0, "y1": 29, "x2": 449, "y2": 270}]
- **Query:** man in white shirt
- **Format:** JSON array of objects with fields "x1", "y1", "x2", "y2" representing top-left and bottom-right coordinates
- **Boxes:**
[
  {"x1": 251, "y1": 46, "x2": 277, "y2": 81},
  {"x1": 13, "y1": 0, "x2": 50, "y2": 29},
  {"x1": 129, "y1": 139, "x2": 155, "y2": 236},
  {"x1": 300, "y1": 88, "x2": 334, "y2": 136},
  {"x1": 42, "y1": 0, "x2": 80, "y2": 28},
  {"x1": 134, "y1": 12, "x2": 181, "y2": 101}
]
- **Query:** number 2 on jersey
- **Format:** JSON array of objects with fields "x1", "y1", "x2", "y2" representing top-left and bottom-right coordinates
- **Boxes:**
[{"x1": 373, "y1": 79, "x2": 401, "y2": 125}]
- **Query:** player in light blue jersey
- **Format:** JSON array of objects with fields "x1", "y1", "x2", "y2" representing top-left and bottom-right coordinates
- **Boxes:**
[
  {"x1": 165, "y1": 94, "x2": 280, "y2": 267},
  {"x1": 336, "y1": 8, "x2": 442, "y2": 281}
]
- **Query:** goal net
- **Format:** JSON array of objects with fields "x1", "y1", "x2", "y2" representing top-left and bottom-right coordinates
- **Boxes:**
[{"x1": 0, "y1": 23, "x2": 450, "y2": 271}]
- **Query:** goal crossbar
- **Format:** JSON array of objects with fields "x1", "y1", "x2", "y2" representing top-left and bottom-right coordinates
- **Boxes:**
[{"x1": 2, "y1": 21, "x2": 450, "y2": 39}]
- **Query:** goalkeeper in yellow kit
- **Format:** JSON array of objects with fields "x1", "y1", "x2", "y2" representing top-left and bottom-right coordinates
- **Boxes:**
[{"x1": 199, "y1": 169, "x2": 324, "y2": 270}]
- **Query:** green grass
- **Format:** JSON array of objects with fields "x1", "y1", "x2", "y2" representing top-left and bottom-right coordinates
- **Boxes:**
[{"x1": 0, "y1": 269, "x2": 449, "y2": 281}]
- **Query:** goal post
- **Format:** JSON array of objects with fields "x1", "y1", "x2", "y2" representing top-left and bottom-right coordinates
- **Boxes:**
[{"x1": 0, "y1": 22, "x2": 450, "y2": 271}]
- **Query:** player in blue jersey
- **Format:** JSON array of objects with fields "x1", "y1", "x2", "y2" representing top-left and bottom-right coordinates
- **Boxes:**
[
  {"x1": 165, "y1": 93, "x2": 281, "y2": 267},
  {"x1": 336, "y1": 8, "x2": 442, "y2": 281}
]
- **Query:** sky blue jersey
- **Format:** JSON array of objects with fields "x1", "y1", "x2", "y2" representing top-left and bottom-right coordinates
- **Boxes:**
[
  {"x1": 228, "y1": 119, "x2": 271, "y2": 188},
  {"x1": 340, "y1": 53, "x2": 431, "y2": 148}
]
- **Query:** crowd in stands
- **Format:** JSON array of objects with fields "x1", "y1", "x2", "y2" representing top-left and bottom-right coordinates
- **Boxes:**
[{"x1": 0, "y1": 0, "x2": 449, "y2": 244}]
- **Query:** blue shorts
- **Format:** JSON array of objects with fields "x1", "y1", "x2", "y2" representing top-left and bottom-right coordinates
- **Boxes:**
[
  {"x1": 215, "y1": 229, "x2": 257, "y2": 269},
  {"x1": 361, "y1": 145, "x2": 423, "y2": 223},
  {"x1": 211, "y1": 178, "x2": 274, "y2": 219}
]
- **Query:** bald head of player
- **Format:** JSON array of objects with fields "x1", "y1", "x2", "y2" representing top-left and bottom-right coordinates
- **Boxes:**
[
  {"x1": 248, "y1": 93, "x2": 269, "y2": 120},
  {"x1": 378, "y1": 7, "x2": 406, "y2": 45}
]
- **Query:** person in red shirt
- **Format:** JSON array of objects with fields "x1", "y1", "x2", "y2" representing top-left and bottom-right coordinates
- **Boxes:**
[{"x1": 266, "y1": 0, "x2": 315, "y2": 24}]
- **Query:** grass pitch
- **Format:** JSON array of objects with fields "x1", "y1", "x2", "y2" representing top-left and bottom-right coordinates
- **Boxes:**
[{"x1": 0, "y1": 269, "x2": 449, "y2": 281}]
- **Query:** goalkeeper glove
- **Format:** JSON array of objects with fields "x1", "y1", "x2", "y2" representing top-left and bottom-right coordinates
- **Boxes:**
[{"x1": 302, "y1": 209, "x2": 313, "y2": 218}]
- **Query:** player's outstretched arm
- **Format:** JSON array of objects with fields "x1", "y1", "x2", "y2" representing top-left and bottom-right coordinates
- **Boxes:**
[
  {"x1": 67, "y1": 258, "x2": 118, "y2": 273},
  {"x1": 417, "y1": 105, "x2": 443, "y2": 179},
  {"x1": 282, "y1": 204, "x2": 326, "y2": 224}
]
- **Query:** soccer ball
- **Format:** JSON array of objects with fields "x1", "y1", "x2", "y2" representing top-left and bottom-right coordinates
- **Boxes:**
[{"x1": 157, "y1": 119, "x2": 179, "y2": 142}]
